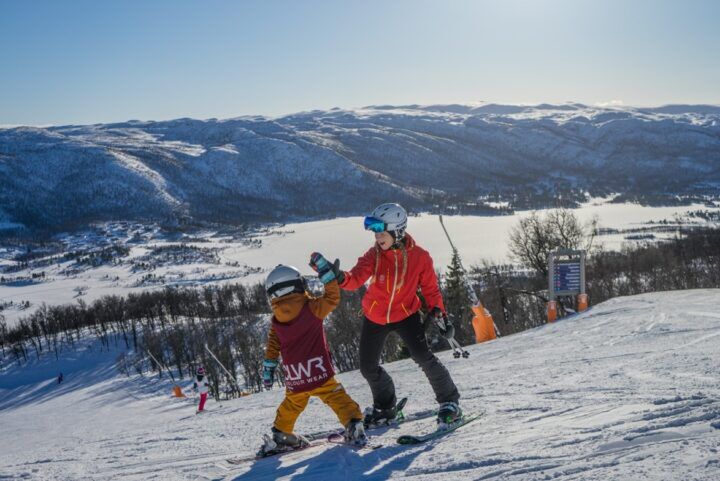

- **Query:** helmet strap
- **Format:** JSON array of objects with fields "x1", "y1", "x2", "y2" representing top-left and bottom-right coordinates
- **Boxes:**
[{"x1": 389, "y1": 231, "x2": 406, "y2": 249}]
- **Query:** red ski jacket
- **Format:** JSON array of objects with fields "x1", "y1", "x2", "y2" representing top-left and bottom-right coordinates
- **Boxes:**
[{"x1": 340, "y1": 233, "x2": 445, "y2": 325}]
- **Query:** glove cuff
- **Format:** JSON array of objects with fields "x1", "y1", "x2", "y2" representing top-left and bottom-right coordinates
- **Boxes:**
[
  {"x1": 318, "y1": 269, "x2": 336, "y2": 284},
  {"x1": 263, "y1": 359, "x2": 279, "y2": 368}
]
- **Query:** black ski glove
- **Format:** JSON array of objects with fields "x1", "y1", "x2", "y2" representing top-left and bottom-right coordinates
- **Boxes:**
[
  {"x1": 426, "y1": 307, "x2": 455, "y2": 339},
  {"x1": 330, "y1": 258, "x2": 345, "y2": 284}
]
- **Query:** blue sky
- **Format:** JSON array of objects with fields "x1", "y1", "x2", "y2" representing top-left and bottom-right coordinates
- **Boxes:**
[{"x1": 1, "y1": 0, "x2": 718, "y2": 125}]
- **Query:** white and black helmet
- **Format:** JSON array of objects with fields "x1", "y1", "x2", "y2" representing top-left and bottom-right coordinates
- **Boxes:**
[
  {"x1": 366, "y1": 203, "x2": 408, "y2": 240},
  {"x1": 265, "y1": 265, "x2": 305, "y2": 299}
]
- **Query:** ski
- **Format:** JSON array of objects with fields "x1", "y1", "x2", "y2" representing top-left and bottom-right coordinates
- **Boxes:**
[
  {"x1": 224, "y1": 440, "x2": 323, "y2": 465},
  {"x1": 367, "y1": 396, "x2": 409, "y2": 428},
  {"x1": 327, "y1": 432, "x2": 383, "y2": 451},
  {"x1": 178, "y1": 409, "x2": 221, "y2": 421},
  {"x1": 223, "y1": 431, "x2": 381, "y2": 466},
  {"x1": 396, "y1": 412, "x2": 483, "y2": 445},
  {"x1": 304, "y1": 397, "x2": 433, "y2": 441}
]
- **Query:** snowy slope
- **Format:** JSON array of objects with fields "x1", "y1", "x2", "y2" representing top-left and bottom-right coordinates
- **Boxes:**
[
  {"x1": 1, "y1": 289, "x2": 719, "y2": 480},
  {"x1": 1, "y1": 103, "x2": 720, "y2": 232}
]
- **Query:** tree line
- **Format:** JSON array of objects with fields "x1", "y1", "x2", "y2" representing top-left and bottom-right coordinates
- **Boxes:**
[
  {"x1": 0, "y1": 278, "x2": 409, "y2": 399},
  {"x1": 2, "y1": 211, "x2": 719, "y2": 399},
  {"x1": 447, "y1": 213, "x2": 720, "y2": 340}
]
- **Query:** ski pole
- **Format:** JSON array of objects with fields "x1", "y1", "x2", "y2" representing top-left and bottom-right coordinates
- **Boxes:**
[
  {"x1": 439, "y1": 215, "x2": 501, "y2": 338},
  {"x1": 448, "y1": 337, "x2": 462, "y2": 358},
  {"x1": 204, "y1": 344, "x2": 243, "y2": 392},
  {"x1": 448, "y1": 337, "x2": 469, "y2": 358},
  {"x1": 449, "y1": 337, "x2": 463, "y2": 356},
  {"x1": 147, "y1": 349, "x2": 176, "y2": 382}
]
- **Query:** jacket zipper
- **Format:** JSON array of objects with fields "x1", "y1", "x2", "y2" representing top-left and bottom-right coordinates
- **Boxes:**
[{"x1": 386, "y1": 250, "x2": 399, "y2": 324}]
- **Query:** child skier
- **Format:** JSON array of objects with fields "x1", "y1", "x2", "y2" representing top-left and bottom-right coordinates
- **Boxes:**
[
  {"x1": 259, "y1": 260, "x2": 367, "y2": 456},
  {"x1": 190, "y1": 367, "x2": 210, "y2": 414}
]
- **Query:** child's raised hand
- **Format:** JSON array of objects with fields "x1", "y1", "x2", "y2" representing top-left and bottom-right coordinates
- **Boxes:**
[
  {"x1": 309, "y1": 253, "x2": 336, "y2": 284},
  {"x1": 309, "y1": 252, "x2": 330, "y2": 272}
]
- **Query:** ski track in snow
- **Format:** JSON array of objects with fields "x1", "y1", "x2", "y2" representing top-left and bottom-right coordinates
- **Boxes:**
[{"x1": 1, "y1": 289, "x2": 719, "y2": 480}]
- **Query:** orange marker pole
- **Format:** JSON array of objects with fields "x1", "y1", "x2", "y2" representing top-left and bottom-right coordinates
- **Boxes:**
[
  {"x1": 547, "y1": 300, "x2": 557, "y2": 323},
  {"x1": 577, "y1": 293, "x2": 588, "y2": 312}
]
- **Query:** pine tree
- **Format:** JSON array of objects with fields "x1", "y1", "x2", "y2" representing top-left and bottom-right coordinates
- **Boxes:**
[{"x1": 443, "y1": 249, "x2": 473, "y2": 345}]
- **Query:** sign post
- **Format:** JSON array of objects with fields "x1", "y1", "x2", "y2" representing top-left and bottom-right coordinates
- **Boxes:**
[{"x1": 547, "y1": 249, "x2": 587, "y2": 322}]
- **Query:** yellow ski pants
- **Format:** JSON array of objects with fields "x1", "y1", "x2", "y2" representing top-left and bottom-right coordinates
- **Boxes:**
[{"x1": 273, "y1": 377, "x2": 362, "y2": 434}]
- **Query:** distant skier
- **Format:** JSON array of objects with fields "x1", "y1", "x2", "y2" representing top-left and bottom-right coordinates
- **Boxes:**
[
  {"x1": 258, "y1": 262, "x2": 366, "y2": 456},
  {"x1": 337, "y1": 203, "x2": 462, "y2": 427},
  {"x1": 190, "y1": 367, "x2": 210, "y2": 413},
  {"x1": 57, "y1": 372, "x2": 63, "y2": 384}
]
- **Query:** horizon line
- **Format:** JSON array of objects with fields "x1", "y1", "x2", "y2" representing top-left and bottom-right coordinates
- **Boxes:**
[{"x1": 2, "y1": 100, "x2": 720, "y2": 129}]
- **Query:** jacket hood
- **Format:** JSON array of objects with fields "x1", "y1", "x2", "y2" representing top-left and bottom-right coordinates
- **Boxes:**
[{"x1": 271, "y1": 292, "x2": 309, "y2": 322}]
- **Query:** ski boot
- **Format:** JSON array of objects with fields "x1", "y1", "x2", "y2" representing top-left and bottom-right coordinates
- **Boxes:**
[
  {"x1": 437, "y1": 402, "x2": 462, "y2": 429},
  {"x1": 257, "y1": 427, "x2": 309, "y2": 457},
  {"x1": 363, "y1": 404, "x2": 397, "y2": 428},
  {"x1": 344, "y1": 419, "x2": 368, "y2": 446}
]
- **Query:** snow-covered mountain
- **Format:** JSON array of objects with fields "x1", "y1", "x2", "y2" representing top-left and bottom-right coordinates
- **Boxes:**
[
  {"x1": 1, "y1": 289, "x2": 719, "y2": 480},
  {"x1": 1, "y1": 103, "x2": 720, "y2": 232}
]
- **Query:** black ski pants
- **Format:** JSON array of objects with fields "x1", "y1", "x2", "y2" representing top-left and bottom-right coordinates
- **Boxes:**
[{"x1": 359, "y1": 311, "x2": 460, "y2": 410}]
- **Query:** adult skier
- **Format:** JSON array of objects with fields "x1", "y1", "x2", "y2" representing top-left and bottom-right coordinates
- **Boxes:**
[{"x1": 333, "y1": 203, "x2": 462, "y2": 427}]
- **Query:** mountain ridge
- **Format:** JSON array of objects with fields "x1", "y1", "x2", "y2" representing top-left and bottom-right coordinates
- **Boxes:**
[{"x1": 1, "y1": 102, "x2": 719, "y2": 233}]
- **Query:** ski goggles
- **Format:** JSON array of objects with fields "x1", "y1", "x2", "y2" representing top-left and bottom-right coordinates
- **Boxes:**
[{"x1": 363, "y1": 216, "x2": 386, "y2": 233}]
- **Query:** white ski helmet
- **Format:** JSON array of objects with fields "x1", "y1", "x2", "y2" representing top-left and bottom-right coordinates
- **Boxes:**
[
  {"x1": 366, "y1": 203, "x2": 408, "y2": 240},
  {"x1": 265, "y1": 265, "x2": 305, "y2": 299}
]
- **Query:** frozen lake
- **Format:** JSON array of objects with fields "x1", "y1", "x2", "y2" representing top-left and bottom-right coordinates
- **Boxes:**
[
  {"x1": 222, "y1": 200, "x2": 718, "y2": 283},
  {"x1": 1, "y1": 200, "x2": 717, "y2": 326}
]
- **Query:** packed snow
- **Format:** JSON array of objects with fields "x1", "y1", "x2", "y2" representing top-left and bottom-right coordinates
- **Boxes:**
[{"x1": 1, "y1": 288, "x2": 719, "y2": 480}]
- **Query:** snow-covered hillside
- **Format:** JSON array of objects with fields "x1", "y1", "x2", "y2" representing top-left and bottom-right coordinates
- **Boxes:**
[
  {"x1": 1, "y1": 103, "x2": 720, "y2": 232},
  {"x1": 2, "y1": 202, "x2": 718, "y2": 327},
  {"x1": 1, "y1": 289, "x2": 719, "y2": 480}
]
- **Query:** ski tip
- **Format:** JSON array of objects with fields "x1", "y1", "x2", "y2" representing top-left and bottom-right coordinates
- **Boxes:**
[
  {"x1": 397, "y1": 435, "x2": 421, "y2": 445},
  {"x1": 396, "y1": 411, "x2": 484, "y2": 445}
]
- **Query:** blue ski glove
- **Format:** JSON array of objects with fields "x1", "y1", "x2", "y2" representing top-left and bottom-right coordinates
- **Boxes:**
[
  {"x1": 309, "y1": 252, "x2": 344, "y2": 284},
  {"x1": 262, "y1": 359, "x2": 279, "y2": 389},
  {"x1": 427, "y1": 307, "x2": 455, "y2": 339}
]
